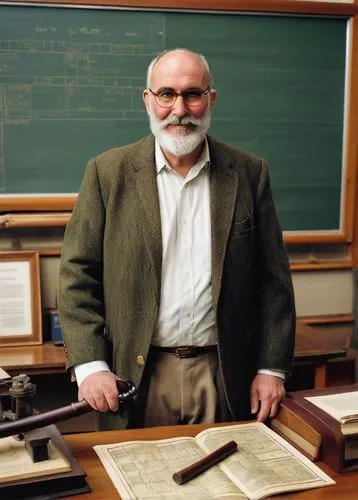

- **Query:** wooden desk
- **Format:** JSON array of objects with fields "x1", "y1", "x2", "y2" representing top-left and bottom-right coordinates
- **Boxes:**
[
  {"x1": 0, "y1": 321, "x2": 347, "y2": 387},
  {"x1": 294, "y1": 322, "x2": 347, "y2": 389},
  {"x1": 64, "y1": 423, "x2": 358, "y2": 499},
  {"x1": 0, "y1": 342, "x2": 65, "y2": 375}
]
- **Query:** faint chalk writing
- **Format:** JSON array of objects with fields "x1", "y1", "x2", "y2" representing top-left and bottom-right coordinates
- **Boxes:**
[
  {"x1": 80, "y1": 27, "x2": 101, "y2": 35},
  {"x1": 35, "y1": 26, "x2": 57, "y2": 33}
]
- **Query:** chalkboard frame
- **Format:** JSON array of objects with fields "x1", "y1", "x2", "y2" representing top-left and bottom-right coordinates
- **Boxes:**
[{"x1": 0, "y1": 0, "x2": 357, "y2": 246}]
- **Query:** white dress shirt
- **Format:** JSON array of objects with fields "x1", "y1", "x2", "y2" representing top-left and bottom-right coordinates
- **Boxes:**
[
  {"x1": 151, "y1": 139, "x2": 216, "y2": 346},
  {"x1": 74, "y1": 140, "x2": 284, "y2": 386}
]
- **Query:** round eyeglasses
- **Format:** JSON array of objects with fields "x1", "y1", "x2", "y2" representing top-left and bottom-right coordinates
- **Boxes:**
[{"x1": 148, "y1": 87, "x2": 210, "y2": 108}]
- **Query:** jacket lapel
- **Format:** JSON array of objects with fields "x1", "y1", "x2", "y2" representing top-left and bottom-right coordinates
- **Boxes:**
[
  {"x1": 208, "y1": 137, "x2": 239, "y2": 311},
  {"x1": 127, "y1": 136, "x2": 162, "y2": 304}
]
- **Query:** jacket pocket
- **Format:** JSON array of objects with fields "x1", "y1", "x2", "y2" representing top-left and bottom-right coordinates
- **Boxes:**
[{"x1": 230, "y1": 217, "x2": 254, "y2": 240}]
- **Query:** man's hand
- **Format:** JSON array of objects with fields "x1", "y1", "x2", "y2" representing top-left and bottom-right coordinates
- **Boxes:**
[
  {"x1": 250, "y1": 373, "x2": 286, "y2": 422},
  {"x1": 78, "y1": 370, "x2": 120, "y2": 412}
]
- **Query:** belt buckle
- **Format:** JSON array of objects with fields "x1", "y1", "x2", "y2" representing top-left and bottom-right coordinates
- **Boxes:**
[{"x1": 175, "y1": 346, "x2": 194, "y2": 358}]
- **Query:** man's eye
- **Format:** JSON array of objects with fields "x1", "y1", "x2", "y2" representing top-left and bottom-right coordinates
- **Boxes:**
[
  {"x1": 186, "y1": 90, "x2": 202, "y2": 97},
  {"x1": 158, "y1": 90, "x2": 175, "y2": 98}
]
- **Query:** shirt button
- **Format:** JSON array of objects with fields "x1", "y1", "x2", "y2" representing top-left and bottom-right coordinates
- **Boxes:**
[{"x1": 136, "y1": 355, "x2": 145, "y2": 366}]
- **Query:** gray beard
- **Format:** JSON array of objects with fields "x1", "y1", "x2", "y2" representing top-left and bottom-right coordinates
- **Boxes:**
[{"x1": 148, "y1": 106, "x2": 211, "y2": 157}]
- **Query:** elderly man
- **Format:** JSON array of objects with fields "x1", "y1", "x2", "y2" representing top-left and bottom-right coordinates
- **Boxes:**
[{"x1": 59, "y1": 48, "x2": 295, "y2": 430}]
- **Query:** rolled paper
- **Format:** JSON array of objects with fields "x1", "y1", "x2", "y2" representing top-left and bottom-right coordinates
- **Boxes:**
[{"x1": 173, "y1": 440, "x2": 238, "y2": 485}]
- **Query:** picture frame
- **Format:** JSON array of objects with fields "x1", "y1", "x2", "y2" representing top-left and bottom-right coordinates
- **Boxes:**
[{"x1": 0, "y1": 251, "x2": 42, "y2": 346}]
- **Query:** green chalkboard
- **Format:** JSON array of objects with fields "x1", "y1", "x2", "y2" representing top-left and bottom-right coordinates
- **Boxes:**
[{"x1": 0, "y1": 5, "x2": 347, "y2": 231}]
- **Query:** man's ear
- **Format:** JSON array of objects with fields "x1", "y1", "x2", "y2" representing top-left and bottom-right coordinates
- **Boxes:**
[
  {"x1": 143, "y1": 90, "x2": 151, "y2": 114},
  {"x1": 209, "y1": 89, "x2": 217, "y2": 110}
]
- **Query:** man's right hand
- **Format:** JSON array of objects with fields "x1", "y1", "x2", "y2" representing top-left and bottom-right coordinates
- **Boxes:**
[{"x1": 78, "y1": 370, "x2": 120, "y2": 412}]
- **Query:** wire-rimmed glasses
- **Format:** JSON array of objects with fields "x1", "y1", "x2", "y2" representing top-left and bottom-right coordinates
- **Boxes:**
[{"x1": 148, "y1": 87, "x2": 210, "y2": 108}]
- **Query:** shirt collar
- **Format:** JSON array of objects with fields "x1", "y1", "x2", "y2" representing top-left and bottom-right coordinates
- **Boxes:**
[{"x1": 155, "y1": 138, "x2": 210, "y2": 174}]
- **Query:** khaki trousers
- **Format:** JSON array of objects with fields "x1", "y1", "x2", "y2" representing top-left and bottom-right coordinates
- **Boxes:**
[{"x1": 129, "y1": 348, "x2": 231, "y2": 428}]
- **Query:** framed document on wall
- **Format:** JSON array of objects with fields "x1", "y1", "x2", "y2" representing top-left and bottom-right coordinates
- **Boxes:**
[{"x1": 0, "y1": 251, "x2": 42, "y2": 346}]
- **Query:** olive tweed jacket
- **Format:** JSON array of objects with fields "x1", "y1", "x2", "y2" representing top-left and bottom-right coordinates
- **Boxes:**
[{"x1": 58, "y1": 134, "x2": 295, "y2": 430}]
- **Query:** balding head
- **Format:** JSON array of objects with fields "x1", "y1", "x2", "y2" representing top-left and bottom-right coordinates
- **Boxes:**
[{"x1": 146, "y1": 49, "x2": 213, "y2": 90}]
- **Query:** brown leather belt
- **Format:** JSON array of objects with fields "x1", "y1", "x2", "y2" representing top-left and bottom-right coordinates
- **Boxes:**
[{"x1": 150, "y1": 345, "x2": 217, "y2": 359}]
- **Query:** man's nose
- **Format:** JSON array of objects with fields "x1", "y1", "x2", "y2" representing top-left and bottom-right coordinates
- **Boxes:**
[{"x1": 171, "y1": 95, "x2": 188, "y2": 117}]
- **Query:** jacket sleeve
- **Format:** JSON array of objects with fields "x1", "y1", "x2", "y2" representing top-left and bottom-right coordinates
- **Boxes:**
[
  {"x1": 58, "y1": 158, "x2": 108, "y2": 371},
  {"x1": 254, "y1": 159, "x2": 296, "y2": 374}
]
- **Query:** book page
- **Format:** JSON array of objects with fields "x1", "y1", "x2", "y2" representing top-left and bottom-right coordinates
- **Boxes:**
[
  {"x1": 305, "y1": 392, "x2": 358, "y2": 423},
  {"x1": 195, "y1": 423, "x2": 335, "y2": 500},
  {"x1": 94, "y1": 436, "x2": 247, "y2": 499},
  {"x1": 0, "y1": 367, "x2": 10, "y2": 380},
  {"x1": 0, "y1": 436, "x2": 71, "y2": 483}
]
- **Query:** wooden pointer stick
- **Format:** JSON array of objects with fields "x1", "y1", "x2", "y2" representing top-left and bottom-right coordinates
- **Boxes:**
[{"x1": 173, "y1": 440, "x2": 238, "y2": 485}]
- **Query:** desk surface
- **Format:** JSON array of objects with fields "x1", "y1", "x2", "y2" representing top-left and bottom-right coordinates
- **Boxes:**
[
  {"x1": 0, "y1": 321, "x2": 346, "y2": 375},
  {"x1": 0, "y1": 341, "x2": 65, "y2": 375},
  {"x1": 294, "y1": 321, "x2": 347, "y2": 360},
  {"x1": 64, "y1": 422, "x2": 357, "y2": 499}
]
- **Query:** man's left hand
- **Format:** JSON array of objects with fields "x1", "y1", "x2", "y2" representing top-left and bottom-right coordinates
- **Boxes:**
[{"x1": 250, "y1": 373, "x2": 286, "y2": 422}]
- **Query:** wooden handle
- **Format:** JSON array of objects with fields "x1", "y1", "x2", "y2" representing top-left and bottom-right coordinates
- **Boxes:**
[
  {"x1": 0, "y1": 400, "x2": 91, "y2": 439},
  {"x1": 0, "y1": 379, "x2": 136, "y2": 439}
]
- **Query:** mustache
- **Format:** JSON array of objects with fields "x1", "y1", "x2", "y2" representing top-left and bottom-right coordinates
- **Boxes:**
[{"x1": 154, "y1": 114, "x2": 202, "y2": 129}]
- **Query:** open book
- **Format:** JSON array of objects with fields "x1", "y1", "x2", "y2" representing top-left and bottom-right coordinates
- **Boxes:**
[
  {"x1": 306, "y1": 391, "x2": 358, "y2": 435},
  {"x1": 94, "y1": 422, "x2": 334, "y2": 499}
]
